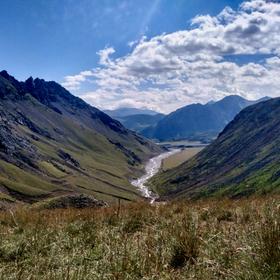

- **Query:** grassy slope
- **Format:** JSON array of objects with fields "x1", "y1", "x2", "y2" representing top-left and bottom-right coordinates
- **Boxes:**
[
  {"x1": 0, "y1": 75, "x2": 162, "y2": 204},
  {"x1": 1, "y1": 99, "x2": 140, "y2": 203},
  {"x1": 0, "y1": 196, "x2": 279, "y2": 279},
  {"x1": 150, "y1": 98, "x2": 280, "y2": 199}
]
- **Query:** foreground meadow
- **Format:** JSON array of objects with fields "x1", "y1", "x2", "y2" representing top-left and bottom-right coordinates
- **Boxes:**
[{"x1": 0, "y1": 196, "x2": 279, "y2": 279}]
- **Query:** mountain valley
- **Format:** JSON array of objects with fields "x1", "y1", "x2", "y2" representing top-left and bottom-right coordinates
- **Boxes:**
[
  {"x1": 0, "y1": 71, "x2": 162, "y2": 206},
  {"x1": 150, "y1": 97, "x2": 280, "y2": 199}
]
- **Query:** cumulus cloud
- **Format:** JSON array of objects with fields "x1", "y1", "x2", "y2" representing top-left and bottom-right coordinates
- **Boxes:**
[
  {"x1": 63, "y1": 0, "x2": 280, "y2": 113},
  {"x1": 62, "y1": 70, "x2": 94, "y2": 90},
  {"x1": 97, "y1": 47, "x2": 115, "y2": 66}
]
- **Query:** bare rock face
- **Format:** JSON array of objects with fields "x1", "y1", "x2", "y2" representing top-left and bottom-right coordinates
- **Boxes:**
[{"x1": 57, "y1": 149, "x2": 80, "y2": 167}]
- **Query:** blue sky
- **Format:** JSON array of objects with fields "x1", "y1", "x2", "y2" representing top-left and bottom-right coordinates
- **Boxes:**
[
  {"x1": 1, "y1": 0, "x2": 280, "y2": 112},
  {"x1": 0, "y1": 0, "x2": 241, "y2": 81}
]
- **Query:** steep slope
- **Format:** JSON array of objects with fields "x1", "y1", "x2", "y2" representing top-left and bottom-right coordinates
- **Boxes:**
[
  {"x1": 0, "y1": 71, "x2": 162, "y2": 204},
  {"x1": 150, "y1": 98, "x2": 280, "y2": 199},
  {"x1": 143, "y1": 95, "x2": 269, "y2": 142}
]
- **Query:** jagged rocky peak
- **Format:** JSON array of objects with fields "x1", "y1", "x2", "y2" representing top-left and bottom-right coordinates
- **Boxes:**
[
  {"x1": 0, "y1": 70, "x2": 82, "y2": 108},
  {"x1": 24, "y1": 76, "x2": 35, "y2": 92},
  {"x1": 0, "y1": 70, "x2": 22, "y2": 86},
  {"x1": 0, "y1": 70, "x2": 11, "y2": 79},
  {"x1": 0, "y1": 70, "x2": 21, "y2": 88},
  {"x1": 0, "y1": 71, "x2": 23, "y2": 98}
]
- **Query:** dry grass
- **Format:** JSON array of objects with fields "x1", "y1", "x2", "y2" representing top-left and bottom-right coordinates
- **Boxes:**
[
  {"x1": 0, "y1": 196, "x2": 279, "y2": 279},
  {"x1": 162, "y1": 148, "x2": 204, "y2": 171}
]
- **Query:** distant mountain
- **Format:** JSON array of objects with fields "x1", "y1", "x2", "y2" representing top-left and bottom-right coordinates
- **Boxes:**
[
  {"x1": 114, "y1": 113, "x2": 165, "y2": 134},
  {"x1": 0, "y1": 71, "x2": 162, "y2": 205},
  {"x1": 104, "y1": 107, "x2": 159, "y2": 118},
  {"x1": 150, "y1": 97, "x2": 280, "y2": 199},
  {"x1": 142, "y1": 95, "x2": 270, "y2": 142},
  {"x1": 104, "y1": 107, "x2": 164, "y2": 134}
]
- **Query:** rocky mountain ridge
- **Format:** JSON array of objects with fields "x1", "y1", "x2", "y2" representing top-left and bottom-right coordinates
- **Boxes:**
[{"x1": 0, "y1": 71, "x2": 162, "y2": 205}]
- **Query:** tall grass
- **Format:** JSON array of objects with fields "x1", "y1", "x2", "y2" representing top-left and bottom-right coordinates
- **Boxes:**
[{"x1": 0, "y1": 196, "x2": 279, "y2": 279}]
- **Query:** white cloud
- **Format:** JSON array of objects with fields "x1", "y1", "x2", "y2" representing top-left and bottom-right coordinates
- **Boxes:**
[
  {"x1": 63, "y1": 0, "x2": 280, "y2": 113},
  {"x1": 62, "y1": 70, "x2": 94, "y2": 90},
  {"x1": 97, "y1": 47, "x2": 115, "y2": 66}
]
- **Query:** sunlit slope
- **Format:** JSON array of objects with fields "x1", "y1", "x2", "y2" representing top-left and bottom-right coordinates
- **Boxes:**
[
  {"x1": 150, "y1": 98, "x2": 280, "y2": 199},
  {"x1": 0, "y1": 71, "x2": 161, "y2": 203}
]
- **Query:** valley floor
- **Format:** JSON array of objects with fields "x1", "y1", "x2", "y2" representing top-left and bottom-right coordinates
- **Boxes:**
[
  {"x1": 0, "y1": 196, "x2": 279, "y2": 279},
  {"x1": 161, "y1": 147, "x2": 204, "y2": 171}
]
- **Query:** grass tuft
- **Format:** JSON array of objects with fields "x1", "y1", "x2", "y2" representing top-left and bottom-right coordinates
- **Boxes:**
[{"x1": 0, "y1": 196, "x2": 279, "y2": 279}]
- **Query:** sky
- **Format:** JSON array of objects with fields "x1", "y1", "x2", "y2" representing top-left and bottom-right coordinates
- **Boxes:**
[{"x1": 0, "y1": 0, "x2": 280, "y2": 113}]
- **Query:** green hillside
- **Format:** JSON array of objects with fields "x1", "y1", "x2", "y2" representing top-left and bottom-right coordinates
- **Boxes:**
[
  {"x1": 0, "y1": 71, "x2": 162, "y2": 205},
  {"x1": 150, "y1": 98, "x2": 280, "y2": 199}
]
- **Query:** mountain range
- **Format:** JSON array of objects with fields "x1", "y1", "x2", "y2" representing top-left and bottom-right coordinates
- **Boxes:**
[
  {"x1": 112, "y1": 113, "x2": 165, "y2": 134},
  {"x1": 150, "y1": 97, "x2": 280, "y2": 199},
  {"x1": 142, "y1": 95, "x2": 270, "y2": 142},
  {"x1": 104, "y1": 107, "x2": 159, "y2": 118},
  {"x1": 0, "y1": 71, "x2": 161, "y2": 205},
  {"x1": 0, "y1": 70, "x2": 278, "y2": 206},
  {"x1": 104, "y1": 108, "x2": 164, "y2": 134}
]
